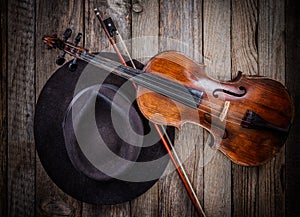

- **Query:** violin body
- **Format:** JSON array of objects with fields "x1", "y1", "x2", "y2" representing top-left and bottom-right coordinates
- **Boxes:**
[{"x1": 137, "y1": 51, "x2": 293, "y2": 166}]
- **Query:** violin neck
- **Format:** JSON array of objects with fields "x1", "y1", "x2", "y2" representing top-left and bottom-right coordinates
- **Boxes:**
[
  {"x1": 77, "y1": 52, "x2": 203, "y2": 109},
  {"x1": 78, "y1": 52, "x2": 139, "y2": 78},
  {"x1": 43, "y1": 36, "x2": 202, "y2": 109}
]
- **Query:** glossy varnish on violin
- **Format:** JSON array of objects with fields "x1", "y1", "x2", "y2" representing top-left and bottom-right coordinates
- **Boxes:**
[{"x1": 137, "y1": 51, "x2": 293, "y2": 166}]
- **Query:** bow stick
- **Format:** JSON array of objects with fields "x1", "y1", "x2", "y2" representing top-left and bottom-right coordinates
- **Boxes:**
[{"x1": 94, "y1": 8, "x2": 206, "y2": 217}]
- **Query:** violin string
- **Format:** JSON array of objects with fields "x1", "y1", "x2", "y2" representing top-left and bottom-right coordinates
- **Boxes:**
[
  {"x1": 80, "y1": 53, "x2": 208, "y2": 107},
  {"x1": 79, "y1": 53, "x2": 248, "y2": 127},
  {"x1": 64, "y1": 44, "x2": 219, "y2": 110},
  {"x1": 80, "y1": 54, "x2": 224, "y2": 113},
  {"x1": 64, "y1": 46, "x2": 250, "y2": 127},
  {"x1": 81, "y1": 51, "x2": 222, "y2": 111},
  {"x1": 78, "y1": 51, "x2": 249, "y2": 127},
  {"x1": 64, "y1": 43, "x2": 239, "y2": 116}
]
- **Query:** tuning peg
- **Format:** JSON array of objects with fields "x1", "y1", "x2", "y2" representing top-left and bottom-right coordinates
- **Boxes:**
[
  {"x1": 68, "y1": 59, "x2": 78, "y2": 72},
  {"x1": 63, "y1": 28, "x2": 72, "y2": 41},
  {"x1": 56, "y1": 29, "x2": 72, "y2": 66},
  {"x1": 68, "y1": 33, "x2": 82, "y2": 72},
  {"x1": 55, "y1": 56, "x2": 66, "y2": 65},
  {"x1": 73, "y1": 33, "x2": 82, "y2": 46}
]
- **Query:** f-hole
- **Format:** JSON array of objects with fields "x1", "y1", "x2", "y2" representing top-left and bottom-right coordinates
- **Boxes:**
[{"x1": 213, "y1": 86, "x2": 246, "y2": 98}]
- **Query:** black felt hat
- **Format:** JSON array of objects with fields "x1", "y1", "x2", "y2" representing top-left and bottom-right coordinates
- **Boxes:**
[{"x1": 34, "y1": 53, "x2": 174, "y2": 204}]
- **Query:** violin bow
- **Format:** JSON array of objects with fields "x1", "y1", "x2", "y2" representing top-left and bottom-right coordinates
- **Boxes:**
[{"x1": 94, "y1": 8, "x2": 206, "y2": 217}]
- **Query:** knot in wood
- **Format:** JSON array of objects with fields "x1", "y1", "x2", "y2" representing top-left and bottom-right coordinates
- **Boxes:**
[{"x1": 132, "y1": 3, "x2": 143, "y2": 13}]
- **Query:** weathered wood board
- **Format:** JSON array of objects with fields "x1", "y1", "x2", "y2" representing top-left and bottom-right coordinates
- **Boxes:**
[{"x1": 0, "y1": 0, "x2": 299, "y2": 216}]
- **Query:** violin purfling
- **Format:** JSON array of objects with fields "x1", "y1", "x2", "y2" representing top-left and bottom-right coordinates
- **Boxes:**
[{"x1": 43, "y1": 35, "x2": 294, "y2": 166}]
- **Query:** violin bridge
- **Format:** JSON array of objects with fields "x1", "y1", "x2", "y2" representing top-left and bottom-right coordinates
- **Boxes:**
[{"x1": 219, "y1": 101, "x2": 230, "y2": 122}]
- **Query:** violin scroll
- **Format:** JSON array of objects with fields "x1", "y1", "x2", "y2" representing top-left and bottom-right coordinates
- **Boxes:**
[
  {"x1": 43, "y1": 29, "x2": 88, "y2": 69},
  {"x1": 42, "y1": 35, "x2": 65, "y2": 50}
]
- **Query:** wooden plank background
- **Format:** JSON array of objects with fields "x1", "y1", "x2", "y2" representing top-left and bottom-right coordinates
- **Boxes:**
[{"x1": 1, "y1": 0, "x2": 299, "y2": 216}]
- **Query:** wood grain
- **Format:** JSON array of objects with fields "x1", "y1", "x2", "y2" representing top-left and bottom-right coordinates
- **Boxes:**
[
  {"x1": 132, "y1": 0, "x2": 160, "y2": 62},
  {"x1": 231, "y1": 1, "x2": 259, "y2": 216},
  {"x1": 1, "y1": 0, "x2": 298, "y2": 216},
  {"x1": 0, "y1": 0, "x2": 7, "y2": 217},
  {"x1": 158, "y1": 1, "x2": 204, "y2": 216},
  {"x1": 285, "y1": 0, "x2": 300, "y2": 216},
  {"x1": 35, "y1": 0, "x2": 83, "y2": 216},
  {"x1": 131, "y1": 1, "x2": 160, "y2": 216},
  {"x1": 231, "y1": 0, "x2": 258, "y2": 77},
  {"x1": 203, "y1": 0, "x2": 231, "y2": 216},
  {"x1": 258, "y1": 0, "x2": 285, "y2": 216},
  {"x1": 7, "y1": 0, "x2": 36, "y2": 216}
]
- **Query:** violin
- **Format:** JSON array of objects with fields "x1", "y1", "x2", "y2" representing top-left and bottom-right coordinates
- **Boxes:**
[{"x1": 43, "y1": 35, "x2": 294, "y2": 166}]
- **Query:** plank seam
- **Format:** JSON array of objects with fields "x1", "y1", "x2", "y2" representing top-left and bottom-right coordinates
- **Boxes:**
[
  {"x1": 5, "y1": 0, "x2": 9, "y2": 216},
  {"x1": 33, "y1": 1, "x2": 37, "y2": 216}
]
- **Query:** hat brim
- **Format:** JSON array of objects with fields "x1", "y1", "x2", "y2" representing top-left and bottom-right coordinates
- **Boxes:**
[{"x1": 34, "y1": 54, "x2": 174, "y2": 204}]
